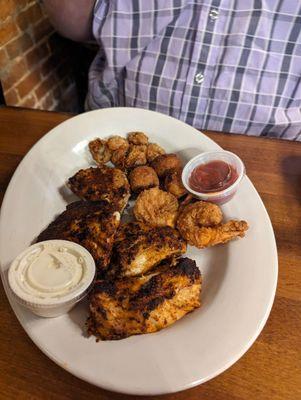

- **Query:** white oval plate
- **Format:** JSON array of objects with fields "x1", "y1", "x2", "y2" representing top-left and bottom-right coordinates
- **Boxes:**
[{"x1": 0, "y1": 108, "x2": 277, "y2": 395}]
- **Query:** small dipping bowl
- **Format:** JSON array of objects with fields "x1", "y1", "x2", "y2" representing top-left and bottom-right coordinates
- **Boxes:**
[
  {"x1": 8, "y1": 240, "x2": 96, "y2": 318},
  {"x1": 182, "y1": 150, "x2": 245, "y2": 204}
]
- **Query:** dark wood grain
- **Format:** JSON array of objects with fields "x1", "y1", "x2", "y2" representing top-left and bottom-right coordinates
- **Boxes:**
[{"x1": 0, "y1": 106, "x2": 300, "y2": 400}]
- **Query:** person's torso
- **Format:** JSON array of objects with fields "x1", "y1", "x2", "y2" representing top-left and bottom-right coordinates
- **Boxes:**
[{"x1": 87, "y1": 0, "x2": 301, "y2": 140}]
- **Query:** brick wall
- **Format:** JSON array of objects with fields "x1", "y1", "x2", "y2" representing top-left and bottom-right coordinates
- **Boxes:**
[{"x1": 0, "y1": 0, "x2": 83, "y2": 112}]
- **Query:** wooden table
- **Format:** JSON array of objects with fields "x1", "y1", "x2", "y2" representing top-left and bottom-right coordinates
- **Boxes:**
[{"x1": 0, "y1": 106, "x2": 300, "y2": 400}]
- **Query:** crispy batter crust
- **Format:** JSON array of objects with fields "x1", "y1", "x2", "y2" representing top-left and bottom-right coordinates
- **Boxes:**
[
  {"x1": 88, "y1": 257, "x2": 201, "y2": 340},
  {"x1": 164, "y1": 169, "x2": 187, "y2": 198},
  {"x1": 133, "y1": 187, "x2": 179, "y2": 228},
  {"x1": 129, "y1": 166, "x2": 159, "y2": 193},
  {"x1": 88, "y1": 138, "x2": 111, "y2": 165},
  {"x1": 151, "y1": 153, "x2": 182, "y2": 177}
]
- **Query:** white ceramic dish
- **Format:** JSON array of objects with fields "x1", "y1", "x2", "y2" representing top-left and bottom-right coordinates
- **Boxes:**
[{"x1": 0, "y1": 107, "x2": 277, "y2": 395}]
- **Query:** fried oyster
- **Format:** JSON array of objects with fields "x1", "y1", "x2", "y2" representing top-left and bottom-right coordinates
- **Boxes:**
[
  {"x1": 37, "y1": 201, "x2": 120, "y2": 275},
  {"x1": 111, "y1": 221, "x2": 187, "y2": 277},
  {"x1": 88, "y1": 257, "x2": 201, "y2": 340},
  {"x1": 88, "y1": 138, "x2": 112, "y2": 165},
  {"x1": 133, "y1": 187, "x2": 179, "y2": 228},
  {"x1": 68, "y1": 166, "x2": 130, "y2": 212}
]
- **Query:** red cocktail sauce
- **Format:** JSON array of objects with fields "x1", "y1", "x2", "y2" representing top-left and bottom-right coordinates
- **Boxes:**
[{"x1": 189, "y1": 160, "x2": 238, "y2": 193}]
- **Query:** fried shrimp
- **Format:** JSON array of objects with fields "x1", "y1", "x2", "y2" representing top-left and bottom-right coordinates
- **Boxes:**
[
  {"x1": 146, "y1": 143, "x2": 165, "y2": 162},
  {"x1": 177, "y1": 201, "x2": 248, "y2": 248},
  {"x1": 165, "y1": 169, "x2": 187, "y2": 198},
  {"x1": 133, "y1": 187, "x2": 179, "y2": 228},
  {"x1": 128, "y1": 131, "x2": 149, "y2": 145},
  {"x1": 129, "y1": 166, "x2": 159, "y2": 193},
  {"x1": 151, "y1": 153, "x2": 182, "y2": 177},
  {"x1": 107, "y1": 136, "x2": 129, "y2": 151},
  {"x1": 89, "y1": 138, "x2": 111, "y2": 165}
]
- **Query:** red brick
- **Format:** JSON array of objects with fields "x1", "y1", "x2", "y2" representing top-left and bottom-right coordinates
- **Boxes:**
[
  {"x1": 16, "y1": 3, "x2": 43, "y2": 30},
  {"x1": 4, "y1": 87, "x2": 19, "y2": 105},
  {"x1": 0, "y1": 20, "x2": 19, "y2": 46},
  {"x1": 0, "y1": 48, "x2": 9, "y2": 68},
  {"x1": 40, "y1": 54, "x2": 61, "y2": 77},
  {"x1": 0, "y1": 0, "x2": 15, "y2": 21},
  {"x1": 19, "y1": 93, "x2": 38, "y2": 108},
  {"x1": 35, "y1": 73, "x2": 57, "y2": 99},
  {"x1": 32, "y1": 18, "x2": 54, "y2": 42},
  {"x1": 1, "y1": 58, "x2": 28, "y2": 90},
  {"x1": 16, "y1": 68, "x2": 41, "y2": 98},
  {"x1": 26, "y1": 42, "x2": 49, "y2": 66},
  {"x1": 6, "y1": 33, "x2": 33, "y2": 59},
  {"x1": 38, "y1": 92, "x2": 54, "y2": 110}
]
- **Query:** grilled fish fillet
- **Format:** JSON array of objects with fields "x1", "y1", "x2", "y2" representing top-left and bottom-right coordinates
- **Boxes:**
[
  {"x1": 111, "y1": 222, "x2": 187, "y2": 277},
  {"x1": 37, "y1": 201, "x2": 120, "y2": 276},
  {"x1": 68, "y1": 166, "x2": 130, "y2": 212},
  {"x1": 88, "y1": 257, "x2": 201, "y2": 340}
]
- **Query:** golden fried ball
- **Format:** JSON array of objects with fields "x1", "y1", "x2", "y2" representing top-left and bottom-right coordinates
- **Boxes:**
[
  {"x1": 165, "y1": 170, "x2": 187, "y2": 198},
  {"x1": 107, "y1": 136, "x2": 129, "y2": 151},
  {"x1": 146, "y1": 143, "x2": 165, "y2": 162},
  {"x1": 111, "y1": 146, "x2": 128, "y2": 169},
  {"x1": 128, "y1": 131, "x2": 149, "y2": 145},
  {"x1": 151, "y1": 153, "x2": 182, "y2": 177},
  {"x1": 88, "y1": 138, "x2": 111, "y2": 165},
  {"x1": 133, "y1": 187, "x2": 179, "y2": 228},
  {"x1": 125, "y1": 145, "x2": 147, "y2": 168},
  {"x1": 129, "y1": 166, "x2": 159, "y2": 193}
]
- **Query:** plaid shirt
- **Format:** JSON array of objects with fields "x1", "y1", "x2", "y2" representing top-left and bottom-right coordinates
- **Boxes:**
[{"x1": 87, "y1": 0, "x2": 301, "y2": 140}]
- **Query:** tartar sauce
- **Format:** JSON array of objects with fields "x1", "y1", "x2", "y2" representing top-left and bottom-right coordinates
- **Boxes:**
[{"x1": 8, "y1": 240, "x2": 95, "y2": 307}]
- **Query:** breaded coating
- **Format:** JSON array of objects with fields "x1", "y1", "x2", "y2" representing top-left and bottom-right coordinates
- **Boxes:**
[
  {"x1": 111, "y1": 221, "x2": 187, "y2": 277},
  {"x1": 178, "y1": 218, "x2": 248, "y2": 249},
  {"x1": 146, "y1": 143, "x2": 165, "y2": 162},
  {"x1": 125, "y1": 144, "x2": 147, "y2": 168},
  {"x1": 111, "y1": 146, "x2": 128, "y2": 169},
  {"x1": 151, "y1": 153, "x2": 182, "y2": 177},
  {"x1": 68, "y1": 166, "x2": 130, "y2": 212},
  {"x1": 129, "y1": 166, "x2": 159, "y2": 193},
  {"x1": 165, "y1": 169, "x2": 187, "y2": 198},
  {"x1": 133, "y1": 187, "x2": 179, "y2": 228},
  {"x1": 88, "y1": 257, "x2": 201, "y2": 340},
  {"x1": 128, "y1": 131, "x2": 149, "y2": 145},
  {"x1": 89, "y1": 138, "x2": 111, "y2": 165},
  {"x1": 37, "y1": 201, "x2": 120, "y2": 275},
  {"x1": 178, "y1": 201, "x2": 223, "y2": 228},
  {"x1": 107, "y1": 135, "x2": 129, "y2": 151}
]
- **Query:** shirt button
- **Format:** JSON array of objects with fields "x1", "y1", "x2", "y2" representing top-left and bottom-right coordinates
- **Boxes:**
[
  {"x1": 209, "y1": 8, "x2": 219, "y2": 21},
  {"x1": 195, "y1": 72, "x2": 204, "y2": 84}
]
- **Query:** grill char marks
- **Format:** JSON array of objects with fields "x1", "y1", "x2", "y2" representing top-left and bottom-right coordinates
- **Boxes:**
[{"x1": 88, "y1": 257, "x2": 201, "y2": 340}]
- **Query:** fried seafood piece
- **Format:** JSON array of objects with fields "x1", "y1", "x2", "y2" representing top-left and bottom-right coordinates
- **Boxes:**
[
  {"x1": 111, "y1": 146, "x2": 128, "y2": 169},
  {"x1": 107, "y1": 135, "x2": 129, "y2": 151},
  {"x1": 133, "y1": 187, "x2": 179, "y2": 228},
  {"x1": 89, "y1": 138, "x2": 111, "y2": 165},
  {"x1": 178, "y1": 201, "x2": 223, "y2": 228},
  {"x1": 177, "y1": 201, "x2": 248, "y2": 248},
  {"x1": 68, "y1": 166, "x2": 130, "y2": 212},
  {"x1": 165, "y1": 169, "x2": 187, "y2": 198},
  {"x1": 129, "y1": 166, "x2": 159, "y2": 193},
  {"x1": 88, "y1": 257, "x2": 201, "y2": 340},
  {"x1": 146, "y1": 143, "x2": 165, "y2": 162},
  {"x1": 125, "y1": 144, "x2": 147, "y2": 168},
  {"x1": 178, "y1": 221, "x2": 248, "y2": 249},
  {"x1": 151, "y1": 153, "x2": 182, "y2": 177},
  {"x1": 128, "y1": 131, "x2": 149, "y2": 145},
  {"x1": 111, "y1": 221, "x2": 187, "y2": 277},
  {"x1": 37, "y1": 201, "x2": 120, "y2": 274}
]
